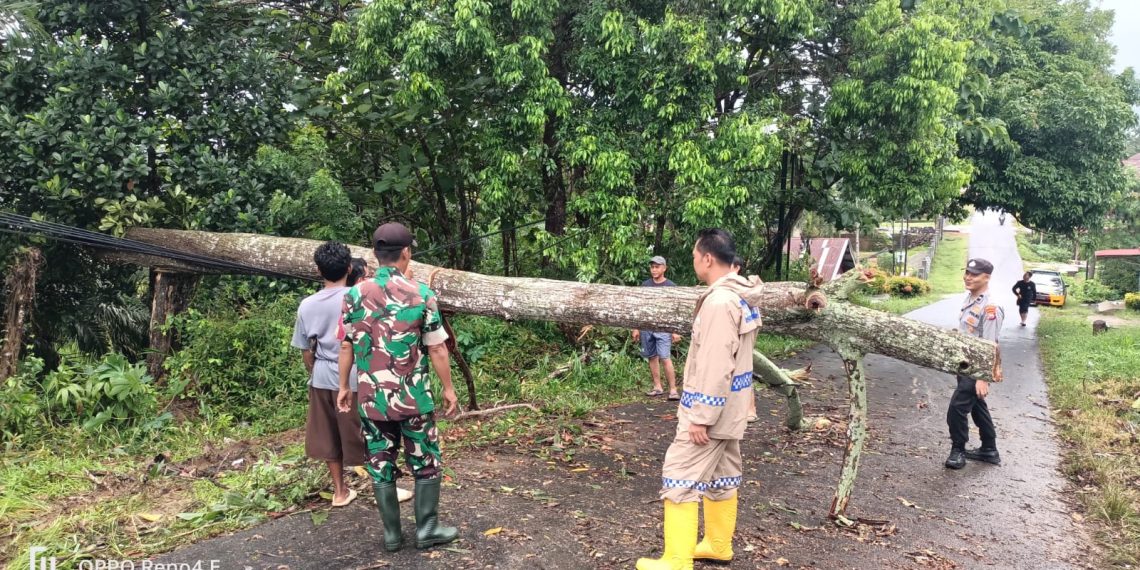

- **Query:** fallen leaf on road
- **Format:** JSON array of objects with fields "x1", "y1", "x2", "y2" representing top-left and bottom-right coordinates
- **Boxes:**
[
  {"x1": 1071, "y1": 512, "x2": 1084, "y2": 522},
  {"x1": 776, "y1": 557, "x2": 790, "y2": 566},
  {"x1": 484, "y1": 527, "x2": 503, "y2": 536},
  {"x1": 898, "y1": 497, "x2": 919, "y2": 509},
  {"x1": 311, "y1": 511, "x2": 329, "y2": 527},
  {"x1": 570, "y1": 467, "x2": 590, "y2": 473},
  {"x1": 137, "y1": 513, "x2": 163, "y2": 522}
]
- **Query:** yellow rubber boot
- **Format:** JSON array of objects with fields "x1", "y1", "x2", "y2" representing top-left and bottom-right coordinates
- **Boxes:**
[
  {"x1": 636, "y1": 500, "x2": 698, "y2": 570},
  {"x1": 693, "y1": 494, "x2": 737, "y2": 562}
]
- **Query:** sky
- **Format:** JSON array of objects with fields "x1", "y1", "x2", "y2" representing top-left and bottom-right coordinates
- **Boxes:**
[{"x1": 1098, "y1": 0, "x2": 1140, "y2": 74}]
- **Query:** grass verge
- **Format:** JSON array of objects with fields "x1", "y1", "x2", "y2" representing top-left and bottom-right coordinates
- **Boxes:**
[
  {"x1": 855, "y1": 233, "x2": 968, "y2": 314},
  {"x1": 1038, "y1": 307, "x2": 1140, "y2": 566}
]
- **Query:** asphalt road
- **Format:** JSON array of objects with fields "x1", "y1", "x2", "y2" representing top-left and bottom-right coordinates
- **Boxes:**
[{"x1": 153, "y1": 210, "x2": 1098, "y2": 569}]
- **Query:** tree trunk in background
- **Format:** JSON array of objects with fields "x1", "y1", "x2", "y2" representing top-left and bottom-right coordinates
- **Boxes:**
[
  {"x1": 146, "y1": 270, "x2": 198, "y2": 381},
  {"x1": 0, "y1": 247, "x2": 43, "y2": 380},
  {"x1": 109, "y1": 228, "x2": 1001, "y2": 381}
]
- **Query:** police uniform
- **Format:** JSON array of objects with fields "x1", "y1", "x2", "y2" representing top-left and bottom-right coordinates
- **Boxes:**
[{"x1": 947, "y1": 259, "x2": 1003, "y2": 466}]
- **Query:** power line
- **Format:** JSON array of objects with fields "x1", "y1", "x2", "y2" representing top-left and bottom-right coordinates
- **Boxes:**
[{"x1": 0, "y1": 213, "x2": 309, "y2": 280}]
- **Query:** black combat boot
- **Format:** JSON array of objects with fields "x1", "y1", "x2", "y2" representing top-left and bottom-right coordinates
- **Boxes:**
[
  {"x1": 372, "y1": 481, "x2": 403, "y2": 551},
  {"x1": 944, "y1": 448, "x2": 966, "y2": 469},
  {"x1": 964, "y1": 446, "x2": 1001, "y2": 465},
  {"x1": 414, "y1": 477, "x2": 459, "y2": 549}
]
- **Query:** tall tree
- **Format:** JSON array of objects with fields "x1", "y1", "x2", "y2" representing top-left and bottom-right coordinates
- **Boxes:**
[
  {"x1": 958, "y1": 0, "x2": 1139, "y2": 235},
  {"x1": 0, "y1": 0, "x2": 305, "y2": 365}
]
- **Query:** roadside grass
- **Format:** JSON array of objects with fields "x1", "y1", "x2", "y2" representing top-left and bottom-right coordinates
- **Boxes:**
[
  {"x1": 854, "y1": 233, "x2": 968, "y2": 314},
  {"x1": 0, "y1": 403, "x2": 310, "y2": 568},
  {"x1": 3, "y1": 316, "x2": 813, "y2": 568},
  {"x1": 1037, "y1": 307, "x2": 1140, "y2": 566},
  {"x1": 1017, "y1": 231, "x2": 1074, "y2": 266},
  {"x1": 1017, "y1": 231, "x2": 1046, "y2": 263}
]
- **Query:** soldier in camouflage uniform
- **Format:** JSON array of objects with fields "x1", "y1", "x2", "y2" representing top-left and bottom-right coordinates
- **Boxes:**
[{"x1": 336, "y1": 222, "x2": 460, "y2": 552}]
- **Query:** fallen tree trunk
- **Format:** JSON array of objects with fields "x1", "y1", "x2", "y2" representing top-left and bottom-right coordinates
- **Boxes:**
[
  {"x1": 104, "y1": 227, "x2": 1003, "y2": 517},
  {"x1": 113, "y1": 228, "x2": 999, "y2": 381}
]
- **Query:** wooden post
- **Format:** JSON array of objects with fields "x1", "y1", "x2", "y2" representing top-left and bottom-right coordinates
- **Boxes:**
[
  {"x1": 441, "y1": 315, "x2": 479, "y2": 411},
  {"x1": 829, "y1": 345, "x2": 868, "y2": 518},
  {"x1": 0, "y1": 247, "x2": 43, "y2": 380}
]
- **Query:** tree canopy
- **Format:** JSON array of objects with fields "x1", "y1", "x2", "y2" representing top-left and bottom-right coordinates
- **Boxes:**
[{"x1": 0, "y1": 0, "x2": 1136, "y2": 361}]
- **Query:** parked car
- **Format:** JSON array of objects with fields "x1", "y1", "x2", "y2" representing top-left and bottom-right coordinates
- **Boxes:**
[{"x1": 1030, "y1": 270, "x2": 1066, "y2": 306}]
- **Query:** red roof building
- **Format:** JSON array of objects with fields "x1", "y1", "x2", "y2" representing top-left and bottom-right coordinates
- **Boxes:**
[
  {"x1": 1125, "y1": 153, "x2": 1140, "y2": 175},
  {"x1": 787, "y1": 237, "x2": 856, "y2": 282},
  {"x1": 1095, "y1": 248, "x2": 1140, "y2": 258}
]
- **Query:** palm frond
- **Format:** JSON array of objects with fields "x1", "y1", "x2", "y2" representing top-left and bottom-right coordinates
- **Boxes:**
[{"x1": 0, "y1": 1, "x2": 48, "y2": 46}]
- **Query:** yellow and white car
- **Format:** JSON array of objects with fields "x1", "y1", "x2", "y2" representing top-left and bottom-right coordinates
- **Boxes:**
[{"x1": 1030, "y1": 270, "x2": 1067, "y2": 307}]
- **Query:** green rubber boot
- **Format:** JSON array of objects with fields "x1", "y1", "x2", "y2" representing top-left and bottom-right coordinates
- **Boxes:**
[
  {"x1": 413, "y1": 478, "x2": 459, "y2": 549},
  {"x1": 372, "y1": 481, "x2": 403, "y2": 551}
]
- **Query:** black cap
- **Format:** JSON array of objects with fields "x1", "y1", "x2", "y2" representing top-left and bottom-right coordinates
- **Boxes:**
[
  {"x1": 373, "y1": 222, "x2": 416, "y2": 250},
  {"x1": 965, "y1": 258, "x2": 994, "y2": 275}
]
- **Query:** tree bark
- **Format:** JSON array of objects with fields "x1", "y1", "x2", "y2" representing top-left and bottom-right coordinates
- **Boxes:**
[
  {"x1": 752, "y1": 350, "x2": 808, "y2": 430},
  {"x1": 829, "y1": 345, "x2": 868, "y2": 518},
  {"x1": 109, "y1": 228, "x2": 1001, "y2": 381},
  {"x1": 0, "y1": 247, "x2": 42, "y2": 380},
  {"x1": 146, "y1": 270, "x2": 197, "y2": 381}
]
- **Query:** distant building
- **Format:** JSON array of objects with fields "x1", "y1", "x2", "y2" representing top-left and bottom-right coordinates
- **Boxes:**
[
  {"x1": 787, "y1": 237, "x2": 856, "y2": 282},
  {"x1": 1124, "y1": 153, "x2": 1140, "y2": 176},
  {"x1": 1090, "y1": 249, "x2": 1140, "y2": 288}
]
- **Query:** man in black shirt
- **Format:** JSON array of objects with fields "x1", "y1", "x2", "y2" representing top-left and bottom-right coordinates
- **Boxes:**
[{"x1": 1011, "y1": 272, "x2": 1036, "y2": 327}]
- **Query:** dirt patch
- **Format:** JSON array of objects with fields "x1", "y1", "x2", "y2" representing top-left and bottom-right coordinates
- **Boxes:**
[{"x1": 1085, "y1": 314, "x2": 1140, "y2": 329}]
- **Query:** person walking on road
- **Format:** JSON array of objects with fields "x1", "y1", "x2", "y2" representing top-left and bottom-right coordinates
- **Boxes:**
[
  {"x1": 945, "y1": 258, "x2": 1005, "y2": 470},
  {"x1": 633, "y1": 256, "x2": 682, "y2": 400},
  {"x1": 1011, "y1": 272, "x2": 1036, "y2": 327},
  {"x1": 637, "y1": 229, "x2": 765, "y2": 570}
]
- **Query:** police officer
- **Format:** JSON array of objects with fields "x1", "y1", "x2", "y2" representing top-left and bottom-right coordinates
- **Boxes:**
[{"x1": 945, "y1": 258, "x2": 1004, "y2": 469}]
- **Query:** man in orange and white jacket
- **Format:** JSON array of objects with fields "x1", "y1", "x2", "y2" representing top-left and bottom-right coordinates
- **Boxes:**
[{"x1": 637, "y1": 228, "x2": 765, "y2": 570}]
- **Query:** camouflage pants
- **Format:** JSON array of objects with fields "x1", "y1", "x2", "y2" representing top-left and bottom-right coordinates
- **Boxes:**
[{"x1": 361, "y1": 413, "x2": 442, "y2": 483}]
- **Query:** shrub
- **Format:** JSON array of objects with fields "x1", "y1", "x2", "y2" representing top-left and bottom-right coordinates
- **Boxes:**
[
  {"x1": 41, "y1": 351, "x2": 160, "y2": 430},
  {"x1": 1099, "y1": 259, "x2": 1139, "y2": 295},
  {"x1": 883, "y1": 276, "x2": 931, "y2": 297},
  {"x1": 1072, "y1": 279, "x2": 1120, "y2": 304},
  {"x1": 1125, "y1": 292, "x2": 1140, "y2": 312},
  {"x1": 1028, "y1": 242, "x2": 1072, "y2": 263},
  {"x1": 873, "y1": 252, "x2": 894, "y2": 272},
  {"x1": 166, "y1": 296, "x2": 307, "y2": 418},
  {"x1": 860, "y1": 267, "x2": 890, "y2": 294},
  {"x1": 0, "y1": 355, "x2": 46, "y2": 441}
]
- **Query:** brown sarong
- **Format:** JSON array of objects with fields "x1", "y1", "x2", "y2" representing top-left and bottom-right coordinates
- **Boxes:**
[{"x1": 305, "y1": 386, "x2": 366, "y2": 466}]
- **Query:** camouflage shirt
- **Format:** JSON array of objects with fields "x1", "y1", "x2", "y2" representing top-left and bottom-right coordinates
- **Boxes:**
[{"x1": 342, "y1": 266, "x2": 449, "y2": 421}]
